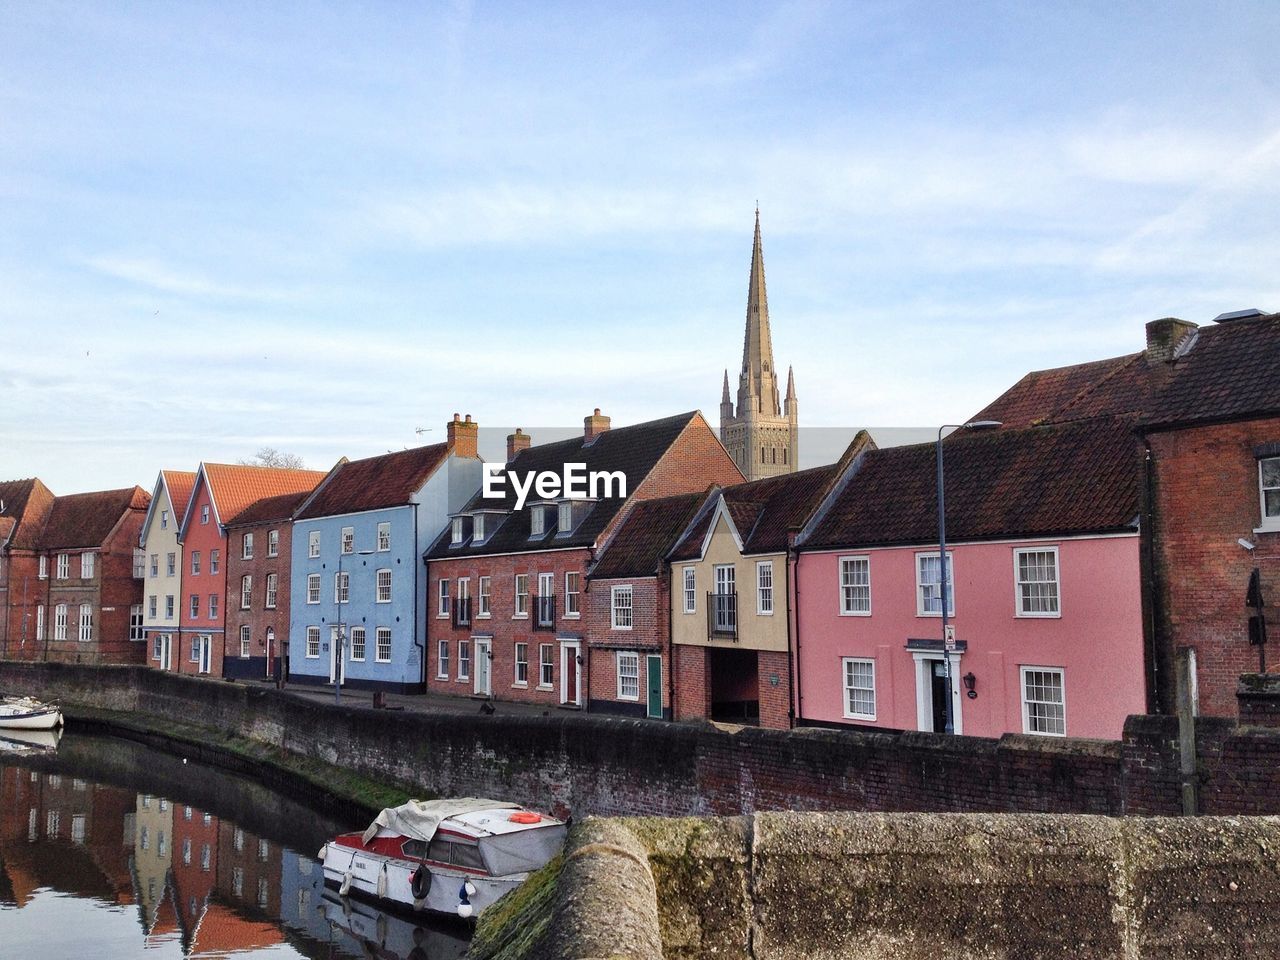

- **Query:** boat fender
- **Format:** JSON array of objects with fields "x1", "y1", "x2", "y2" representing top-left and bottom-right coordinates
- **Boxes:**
[
  {"x1": 317, "y1": 844, "x2": 328, "y2": 861},
  {"x1": 410, "y1": 864, "x2": 432, "y2": 901},
  {"x1": 376, "y1": 862, "x2": 388, "y2": 899},
  {"x1": 339, "y1": 871, "x2": 353, "y2": 897}
]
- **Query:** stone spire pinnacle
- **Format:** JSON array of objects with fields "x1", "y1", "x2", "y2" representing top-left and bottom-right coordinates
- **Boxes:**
[
  {"x1": 738, "y1": 208, "x2": 780, "y2": 416},
  {"x1": 785, "y1": 364, "x2": 796, "y2": 401},
  {"x1": 722, "y1": 369, "x2": 731, "y2": 404}
]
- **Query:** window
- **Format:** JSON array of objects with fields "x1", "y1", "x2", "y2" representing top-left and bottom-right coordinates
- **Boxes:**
[
  {"x1": 165, "y1": 595, "x2": 174, "y2": 618},
  {"x1": 377, "y1": 569, "x2": 392, "y2": 603},
  {"x1": 458, "y1": 640, "x2": 471, "y2": 680},
  {"x1": 78, "y1": 603, "x2": 92, "y2": 642},
  {"x1": 616, "y1": 652, "x2": 640, "y2": 700},
  {"x1": 558, "y1": 501, "x2": 572, "y2": 532},
  {"x1": 268, "y1": 529, "x2": 279, "y2": 557},
  {"x1": 539, "y1": 644, "x2": 554, "y2": 688},
  {"x1": 842, "y1": 658, "x2": 876, "y2": 720},
  {"x1": 1260, "y1": 456, "x2": 1280, "y2": 528},
  {"x1": 1022, "y1": 667, "x2": 1066, "y2": 736},
  {"x1": 136, "y1": 548, "x2": 148, "y2": 577},
  {"x1": 309, "y1": 530, "x2": 320, "y2": 558},
  {"x1": 239, "y1": 625, "x2": 251, "y2": 658},
  {"x1": 307, "y1": 573, "x2": 321, "y2": 604},
  {"x1": 38, "y1": 555, "x2": 47, "y2": 579},
  {"x1": 241, "y1": 575, "x2": 253, "y2": 609},
  {"x1": 81, "y1": 552, "x2": 95, "y2": 579},
  {"x1": 756, "y1": 561, "x2": 774, "y2": 614},
  {"x1": 210, "y1": 549, "x2": 219, "y2": 573},
  {"x1": 242, "y1": 532, "x2": 254, "y2": 560},
  {"x1": 152, "y1": 634, "x2": 163, "y2": 659},
  {"x1": 536, "y1": 572, "x2": 554, "y2": 625},
  {"x1": 377, "y1": 521, "x2": 391, "y2": 551},
  {"x1": 683, "y1": 567, "x2": 696, "y2": 613},
  {"x1": 265, "y1": 573, "x2": 278, "y2": 609},
  {"x1": 840, "y1": 557, "x2": 871, "y2": 615},
  {"x1": 376, "y1": 627, "x2": 392, "y2": 662},
  {"x1": 335, "y1": 571, "x2": 349, "y2": 604},
  {"x1": 200, "y1": 504, "x2": 209, "y2": 524},
  {"x1": 437, "y1": 640, "x2": 450, "y2": 679},
  {"x1": 161, "y1": 509, "x2": 169, "y2": 529},
  {"x1": 189, "y1": 594, "x2": 199, "y2": 618},
  {"x1": 148, "y1": 595, "x2": 158, "y2": 618},
  {"x1": 514, "y1": 642, "x2": 529, "y2": 686},
  {"x1": 473, "y1": 515, "x2": 486, "y2": 543},
  {"x1": 514, "y1": 574, "x2": 529, "y2": 617},
  {"x1": 1015, "y1": 548, "x2": 1060, "y2": 617},
  {"x1": 530, "y1": 507, "x2": 545, "y2": 537},
  {"x1": 35, "y1": 604, "x2": 44, "y2": 640},
  {"x1": 916, "y1": 552, "x2": 954, "y2": 616},
  {"x1": 565, "y1": 571, "x2": 580, "y2": 617},
  {"x1": 191, "y1": 551, "x2": 201, "y2": 575},
  {"x1": 437, "y1": 579, "x2": 450, "y2": 617},
  {"x1": 341, "y1": 527, "x2": 353, "y2": 554},
  {"x1": 306, "y1": 627, "x2": 320, "y2": 657},
  {"x1": 351, "y1": 626, "x2": 366, "y2": 661},
  {"x1": 167, "y1": 553, "x2": 176, "y2": 576},
  {"x1": 56, "y1": 553, "x2": 69, "y2": 579},
  {"x1": 455, "y1": 577, "x2": 470, "y2": 624},
  {"x1": 478, "y1": 576, "x2": 491, "y2": 617},
  {"x1": 611, "y1": 585, "x2": 634, "y2": 629},
  {"x1": 150, "y1": 554, "x2": 158, "y2": 577},
  {"x1": 208, "y1": 594, "x2": 218, "y2": 619},
  {"x1": 129, "y1": 604, "x2": 143, "y2": 641}
]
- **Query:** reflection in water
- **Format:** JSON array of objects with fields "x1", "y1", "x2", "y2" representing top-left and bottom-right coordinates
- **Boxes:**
[{"x1": 0, "y1": 733, "x2": 470, "y2": 960}]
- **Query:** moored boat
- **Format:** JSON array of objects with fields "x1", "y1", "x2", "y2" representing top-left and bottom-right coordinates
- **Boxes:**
[
  {"x1": 320, "y1": 798, "x2": 567, "y2": 920},
  {"x1": 0, "y1": 697, "x2": 63, "y2": 730},
  {"x1": 0, "y1": 726, "x2": 62, "y2": 754}
]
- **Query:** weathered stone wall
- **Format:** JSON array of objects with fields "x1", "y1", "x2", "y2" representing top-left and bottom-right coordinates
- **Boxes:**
[{"x1": 7, "y1": 660, "x2": 1280, "y2": 818}]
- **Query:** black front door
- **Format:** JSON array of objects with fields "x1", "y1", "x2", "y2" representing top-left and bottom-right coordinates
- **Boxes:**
[{"x1": 930, "y1": 661, "x2": 950, "y2": 733}]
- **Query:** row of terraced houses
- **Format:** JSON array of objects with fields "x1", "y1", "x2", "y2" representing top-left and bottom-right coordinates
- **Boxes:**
[{"x1": 2, "y1": 224, "x2": 1279, "y2": 740}]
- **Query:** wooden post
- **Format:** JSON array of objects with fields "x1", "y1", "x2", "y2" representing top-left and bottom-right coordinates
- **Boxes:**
[{"x1": 1175, "y1": 647, "x2": 1198, "y2": 816}]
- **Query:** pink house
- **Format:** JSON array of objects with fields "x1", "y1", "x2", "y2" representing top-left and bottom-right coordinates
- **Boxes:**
[{"x1": 794, "y1": 417, "x2": 1147, "y2": 740}]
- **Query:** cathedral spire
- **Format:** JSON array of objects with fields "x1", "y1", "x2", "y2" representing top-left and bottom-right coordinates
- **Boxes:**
[
  {"x1": 785, "y1": 364, "x2": 796, "y2": 402},
  {"x1": 739, "y1": 208, "x2": 779, "y2": 416},
  {"x1": 722, "y1": 369, "x2": 731, "y2": 404}
]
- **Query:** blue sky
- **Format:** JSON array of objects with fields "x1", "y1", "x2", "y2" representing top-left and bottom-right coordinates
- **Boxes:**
[{"x1": 4, "y1": 1, "x2": 1280, "y2": 493}]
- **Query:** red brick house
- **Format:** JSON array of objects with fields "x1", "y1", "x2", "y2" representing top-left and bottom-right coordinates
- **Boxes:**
[
  {"x1": 3, "y1": 486, "x2": 150, "y2": 664},
  {"x1": 972, "y1": 309, "x2": 1280, "y2": 718},
  {"x1": 424, "y1": 410, "x2": 742, "y2": 708},
  {"x1": 221, "y1": 490, "x2": 310, "y2": 683},
  {"x1": 0, "y1": 477, "x2": 56, "y2": 658}
]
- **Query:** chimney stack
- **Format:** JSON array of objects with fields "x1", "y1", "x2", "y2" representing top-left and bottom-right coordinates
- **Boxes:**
[
  {"x1": 584, "y1": 408, "x2": 611, "y2": 441},
  {"x1": 446, "y1": 413, "x2": 479, "y2": 458},
  {"x1": 507, "y1": 428, "x2": 531, "y2": 462},
  {"x1": 1145, "y1": 317, "x2": 1198, "y2": 365}
]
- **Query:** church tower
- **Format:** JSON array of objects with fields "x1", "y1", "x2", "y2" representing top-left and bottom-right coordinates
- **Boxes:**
[{"x1": 720, "y1": 210, "x2": 798, "y2": 481}]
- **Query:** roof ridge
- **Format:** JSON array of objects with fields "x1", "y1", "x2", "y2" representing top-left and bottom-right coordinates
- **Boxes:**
[{"x1": 1047, "y1": 352, "x2": 1145, "y2": 423}]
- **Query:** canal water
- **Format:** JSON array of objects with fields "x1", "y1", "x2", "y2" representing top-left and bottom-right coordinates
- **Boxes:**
[{"x1": 0, "y1": 729, "x2": 470, "y2": 960}]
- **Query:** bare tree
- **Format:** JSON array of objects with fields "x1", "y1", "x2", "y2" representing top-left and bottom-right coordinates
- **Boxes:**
[{"x1": 238, "y1": 447, "x2": 306, "y2": 469}]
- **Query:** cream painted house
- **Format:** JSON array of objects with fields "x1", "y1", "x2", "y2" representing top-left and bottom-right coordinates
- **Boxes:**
[{"x1": 139, "y1": 470, "x2": 196, "y2": 671}]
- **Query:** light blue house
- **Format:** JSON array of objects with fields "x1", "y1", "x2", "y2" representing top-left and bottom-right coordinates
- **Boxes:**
[{"x1": 288, "y1": 418, "x2": 482, "y2": 692}]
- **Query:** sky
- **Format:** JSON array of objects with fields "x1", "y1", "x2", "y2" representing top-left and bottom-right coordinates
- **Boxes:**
[{"x1": 4, "y1": 1, "x2": 1280, "y2": 494}]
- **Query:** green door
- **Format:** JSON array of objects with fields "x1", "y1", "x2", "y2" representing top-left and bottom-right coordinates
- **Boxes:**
[{"x1": 646, "y1": 655, "x2": 663, "y2": 719}]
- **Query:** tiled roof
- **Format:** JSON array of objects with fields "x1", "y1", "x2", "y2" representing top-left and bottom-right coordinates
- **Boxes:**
[
  {"x1": 427, "y1": 412, "x2": 702, "y2": 558},
  {"x1": 295, "y1": 443, "x2": 452, "y2": 520},
  {"x1": 225, "y1": 489, "x2": 312, "y2": 526},
  {"x1": 589, "y1": 491, "x2": 710, "y2": 580},
  {"x1": 0, "y1": 477, "x2": 55, "y2": 549},
  {"x1": 802, "y1": 417, "x2": 1141, "y2": 550},
  {"x1": 200, "y1": 463, "x2": 327, "y2": 527},
  {"x1": 0, "y1": 478, "x2": 41, "y2": 525},
  {"x1": 34, "y1": 486, "x2": 151, "y2": 550},
  {"x1": 970, "y1": 354, "x2": 1143, "y2": 427},
  {"x1": 670, "y1": 464, "x2": 841, "y2": 561},
  {"x1": 162, "y1": 470, "x2": 197, "y2": 518}
]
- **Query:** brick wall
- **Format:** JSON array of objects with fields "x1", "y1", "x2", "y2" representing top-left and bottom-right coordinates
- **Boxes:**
[
  {"x1": 586, "y1": 575, "x2": 670, "y2": 717},
  {"x1": 627, "y1": 413, "x2": 743, "y2": 506},
  {"x1": 222, "y1": 518, "x2": 293, "y2": 680}
]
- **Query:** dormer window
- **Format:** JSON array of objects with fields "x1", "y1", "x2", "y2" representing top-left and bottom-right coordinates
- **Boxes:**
[
  {"x1": 451, "y1": 517, "x2": 465, "y2": 544},
  {"x1": 558, "y1": 501, "x2": 573, "y2": 533},
  {"x1": 530, "y1": 507, "x2": 545, "y2": 537},
  {"x1": 473, "y1": 514, "x2": 486, "y2": 543}
]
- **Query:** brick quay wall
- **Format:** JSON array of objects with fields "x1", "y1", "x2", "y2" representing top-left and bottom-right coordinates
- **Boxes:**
[{"x1": 5, "y1": 661, "x2": 1280, "y2": 818}]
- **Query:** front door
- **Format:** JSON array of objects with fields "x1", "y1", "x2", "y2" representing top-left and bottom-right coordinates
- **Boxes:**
[
  {"x1": 198, "y1": 635, "x2": 212, "y2": 675},
  {"x1": 265, "y1": 627, "x2": 275, "y2": 679},
  {"x1": 159, "y1": 633, "x2": 172, "y2": 672},
  {"x1": 646, "y1": 654, "x2": 663, "y2": 719},
  {"x1": 914, "y1": 654, "x2": 962, "y2": 734},
  {"x1": 329, "y1": 626, "x2": 344, "y2": 686},
  {"x1": 561, "y1": 641, "x2": 581, "y2": 706},
  {"x1": 474, "y1": 638, "x2": 492, "y2": 697},
  {"x1": 930, "y1": 661, "x2": 950, "y2": 733}
]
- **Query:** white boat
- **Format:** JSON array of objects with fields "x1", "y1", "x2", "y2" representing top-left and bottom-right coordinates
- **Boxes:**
[
  {"x1": 0, "y1": 726, "x2": 62, "y2": 754},
  {"x1": 320, "y1": 798, "x2": 567, "y2": 920},
  {"x1": 318, "y1": 888, "x2": 469, "y2": 960},
  {"x1": 0, "y1": 697, "x2": 63, "y2": 730}
]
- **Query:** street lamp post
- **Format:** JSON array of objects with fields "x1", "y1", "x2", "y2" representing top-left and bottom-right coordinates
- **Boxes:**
[
  {"x1": 335, "y1": 547, "x2": 376, "y2": 705},
  {"x1": 936, "y1": 420, "x2": 1002, "y2": 735}
]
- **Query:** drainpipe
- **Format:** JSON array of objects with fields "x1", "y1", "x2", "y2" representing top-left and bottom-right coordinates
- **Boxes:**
[
  {"x1": 1141, "y1": 436, "x2": 1165, "y2": 714},
  {"x1": 788, "y1": 532, "x2": 801, "y2": 726}
]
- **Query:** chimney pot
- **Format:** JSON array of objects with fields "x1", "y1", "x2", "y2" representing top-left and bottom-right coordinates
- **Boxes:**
[
  {"x1": 446, "y1": 413, "x2": 479, "y2": 458},
  {"x1": 584, "y1": 408, "x2": 611, "y2": 441},
  {"x1": 1145, "y1": 317, "x2": 1198, "y2": 365}
]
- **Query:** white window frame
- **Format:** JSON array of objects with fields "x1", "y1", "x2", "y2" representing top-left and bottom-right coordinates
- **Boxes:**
[
  {"x1": 54, "y1": 603, "x2": 67, "y2": 640},
  {"x1": 611, "y1": 584, "x2": 634, "y2": 630},
  {"x1": 683, "y1": 567, "x2": 696, "y2": 613},
  {"x1": 242, "y1": 532, "x2": 254, "y2": 560},
  {"x1": 265, "y1": 572, "x2": 278, "y2": 609},
  {"x1": 130, "y1": 604, "x2": 143, "y2": 640},
  {"x1": 341, "y1": 526, "x2": 354, "y2": 554},
  {"x1": 166, "y1": 553, "x2": 175, "y2": 576},
  {"x1": 308, "y1": 530, "x2": 321, "y2": 558},
  {"x1": 539, "y1": 643, "x2": 554, "y2": 689},
  {"x1": 564, "y1": 571, "x2": 581, "y2": 618},
  {"x1": 239, "y1": 625, "x2": 251, "y2": 658},
  {"x1": 191, "y1": 551, "x2": 201, "y2": 575},
  {"x1": 1259, "y1": 456, "x2": 1280, "y2": 532},
  {"x1": 529, "y1": 507, "x2": 545, "y2": 537},
  {"x1": 210, "y1": 549, "x2": 219, "y2": 574},
  {"x1": 514, "y1": 642, "x2": 529, "y2": 687},
  {"x1": 377, "y1": 521, "x2": 391, "y2": 551},
  {"x1": 56, "y1": 553, "x2": 69, "y2": 579},
  {"x1": 558, "y1": 501, "x2": 573, "y2": 533},
  {"x1": 334, "y1": 571, "x2": 349, "y2": 604},
  {"x1": 200, "y1": 504, "x2": 209, "y2": 525},
  {"x1": 148, "y1": 595, "x2": 158, "y2": 619},
  {"x1": 150, "y1": 554, "x2": 158, "y2": 577},
  {"x1": 1013, "y1": 546, "x2": 1061, "y2": 618},
  {"x1": 915, "y1": 551, "x2": 954, "y2": 617},
  {"x1": 165, "y1": 595, "x2": 174, "y2": 618},
  {"x1": 307, "y1": 573, "x2": 321, "y2": 604},
  {"x1": 240, "y1": 575, "x2": 253, "y2": 610},
  {"x1": 1021, "y1": 666, "x2": 1067, "y2": 737},
  {"x1": 190, "y1": 594, "x2": 200, "y2": 618},
  {"x1": 80, "y1": 552, "x2": 95, "y2": 579},
  {"x1": 305, "y1": 626, "x2": 320, "y2": 658},
  {"x1": 350, "y1": 626, "x2": 366, "y2": 662},
  {"x1": 208, "y1": 594, "x2": 218, "y2": 619},
  {"x1": 477, "y1": 576, "x2": 492, "y2": 618},
  {"x1": 36, "y1": 604, "x2": 45, "y2": 640},
  {"x1": 160, "y1": 509, "x2": 168, "y2": 529},
  {"x1": 458, "y1": 640, "x2": 471, "y2": 681},
  {"x1": 473, "y1": 515, "x2": 486, "y2": 543},
  {"x1": 514, "y1": 574, "x2": 529, "y2": 618},
  {"x1": 38, "y1": 555, "x2": 48, "y2": 579},
  {"x1": 451, "y1": 518, "x2": 465, "y2": 544},
  {"x1": 842, "y1": 657, "x2": 877, "y2": 721},
  {"x1": 437, "y1": 579, "x2": 450, "y2": 618},
  {"x1": 756, "y1": 561, "x2": 774, "y2": 615},
  {"x1": 376, "y1": 569, "x2": 392, "y2": 603},
  {"x1": 839, "y1": 556, "x2": 871, "y2": 616},
  {"x1": 77, "y1": 603, "x2": 92, "y2": 642},
  {"x1": 437, "y1": 639, "x2": 450, "y2": 679},
  {"x1": 616, "y1": 651, "x2": 640, "y2": 701},
  {"x1": 268, "y1": 529, "x2": 279, "y2": 557}
]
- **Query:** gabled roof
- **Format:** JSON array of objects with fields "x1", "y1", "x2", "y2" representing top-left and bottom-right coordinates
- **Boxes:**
[
  {"x1": 427, "y1": 412, "x2": 708, "y2": 559},
  {"x1": 140, "y1": 470, "x2": 197, "y2": 545},
  {"x1": 0, "y1": 477, "x2": 56, "y2": 549},
  {"x1": 180, "y1": 463, "x2": 327, "y2": 533},
  {"x1": 801, "y1": 417, "x2": 1141, "y2": 550},
  {"x1": 294, "y1": 443, "x2": 452, "y2": 520},
  {"x1": 34, "y1": 486, "x2": 150, "y2": 550},
  {"x1": 588, "y1": 491, "x2": 711, "y2": 580},
  {"x1": 225, "y1": 489, "x2": 312, "y2": 527},
  {"x1": 670, "y1": 463, "x2": 841, "y2": 561},
  {"x1": 971, "y1": 354, "x2": 1141, "y2": 428}
]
